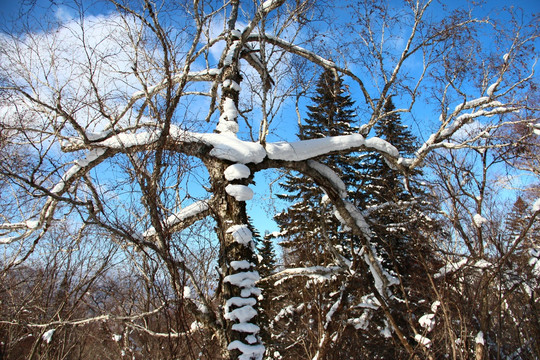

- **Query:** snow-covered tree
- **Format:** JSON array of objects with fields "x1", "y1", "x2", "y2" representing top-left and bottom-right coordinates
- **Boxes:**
[
  {"x1": 0, "y1": 1, "x2": 538, "y2": 359},
  {"x1": 275, "y1": 68, "x2": 360, "y2": 267}
]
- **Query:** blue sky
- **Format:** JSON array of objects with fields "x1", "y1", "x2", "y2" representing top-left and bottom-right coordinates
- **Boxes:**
[{"x1": 1, "y1": 0, "x2": 537, "y2": 249}]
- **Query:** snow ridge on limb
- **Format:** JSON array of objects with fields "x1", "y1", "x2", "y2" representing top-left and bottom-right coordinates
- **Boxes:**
[
  {"x1": 63, "y1": 128, "x2": 406, "y2": 169},
  {"x1": 307, "y1": 160, "x2": 347, "y2": 199},
  {"x1": 143, "y1": 201, "x2": 210, "y2": 238},
  {"x1": 258, "y1": 157, "x2": 399, "y2": 299},
  {"x1": 262, "y1": 265, "x2": 344, "y2": 286},
  {"x1": 410, "y1": 94, "x2": 522, "y2": 169},
  {"x1": 266, "y1": 134, "x2": 365, "y2": 161},
  {"x1": 294, "y1": 159, "x2": 399, "y2": 298}
]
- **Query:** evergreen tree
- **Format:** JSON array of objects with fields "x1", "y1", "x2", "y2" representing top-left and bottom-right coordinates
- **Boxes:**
[
  {"x1": 274, "y1": 69, "x2": 360, "y2": 267},
  {"x1": 269, "y1": 70, "x2": 366, "y2": 358},
  {"x1": 505, "y1": 196, "x2": 529, "y2": 239},
  {"x1": 350, "y1": 98, "x2": 443, "y2": 358},
  {"x1": 503, "y1": 195, "x2": 540, "y2": 262},
  {"x1": 256, "y1": 233, "x2": 277, "y2": 351},
  {"x1": 258, "y1": 233, "x2": 277, "y2": 279},
  {"x1": 358, "y1": 98, "x2": 439, "y2": 272}
]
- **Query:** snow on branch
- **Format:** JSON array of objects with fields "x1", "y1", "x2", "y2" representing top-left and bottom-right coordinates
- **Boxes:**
[
  {"x1": 307, "y1": 160, "x2": 347, "y2": 199},
  {"x1": 142, "y1": 200, "x2": 210, "y2": 238},
  {"x1": 262, "y1": 265, "x2": 344, "y2": 285},
  {"x1": 62, "y1": 125, "x2": 267, "y2": 164},
  {"x1": 64, "y1": 126, "x2": 404, "y2": 169},
  {"x1": 266, "y1": 134, "x2": 366, "y2": 161},
  {"x1": 0, "y1": 305, "x2": 166, "y2": 328},
  {"x1": 127, "y1": 322, "x2": 202, "y2": 338},
  {"x1": 410, "y1": 99, "x2": 522, "y2": 168}
]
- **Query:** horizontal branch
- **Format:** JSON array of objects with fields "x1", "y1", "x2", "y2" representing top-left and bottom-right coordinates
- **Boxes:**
[{"x1": 0, "y1": 305, "x2": 165, "y2": 328}]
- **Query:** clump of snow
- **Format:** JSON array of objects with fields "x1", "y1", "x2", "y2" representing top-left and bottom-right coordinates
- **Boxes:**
[
  {"x1": 224, "y1": 163, "x2": 251, "y2": 181},
  {"x1": 232, "y1": 322, "x2": 260, "y2": 334},
  {"x1": 475, "y1": 331, "x2": 485, "y2": 345},
  {"x1": 112, "y1": 334, "x2": 122, "y2": 342},
  {"x1": 348, "y1": 312, "x2": 371, "y2": 330},
  {"x1": 224, "y1": 271, "x2": 260, "y2": 288},
  {"x1": 419, "y1": 313, "x2": 436, "y2": 332},
  {"x1": 321, "y1": 194, "x2": 330, "y2": 204},
  {"x1": 472, "y1": 213, "x2": 488, "y2": 227},
  {"x1": 220, "y1": 98, "x2": 238, "y2": 122},
  {"x1": 25, "y1": 220, "x2": 39, "y2": 229},
  {"x1": 190, "y1": 321, "x2": 203, "y2": 331},
  {"x1": 226, "y1": 296, "x2": 257, "y2": 309},
  {"x1": 431, "y1": 300, "x2": 441, "y2": 313},
  {"x1": 222, "y1": 79, "x2": 241, "y2": 92},
  {"x1": 184, "y1": 286, "x2": 192, "y2": 299},
  {"x1": 227, "y1": 225, "x2": 253, "y2": 245},
  {"x1": 533, "y1": 198, "x2": 540, "y2": 212},
  {"x1": 227, "y1": 340, "x2": 265, "y2": 360},
  {"x1": 225, "y1": 305, "x2": 257, "y2": 323},
  {"x1": 241, "y1": 286, "x2": 261, "y2": 298},
  {"x1": 261, "y1": 0, "x2": 278, "y2": 11},
  {"x1": 216, "y1": 120, "x2": 239, "y2": 134},
  {"x1": 42, "y1": 329, "x2": 55, "y2": 344},
  {"x1": 225, "y1": 184, "x2": 254, "y2": 201},
  {"x1": 231, "y1": 260, "x2": 254, "y2": 270},
  {"x1": 415, "y1": 334, "x2": 432, "y2": 348},
  {"x1": 245, "y1": 335, "x2": 258, "y2": 344},
  {"x1": 380, "y1": 321, "x2": 392, "y2": 338}
]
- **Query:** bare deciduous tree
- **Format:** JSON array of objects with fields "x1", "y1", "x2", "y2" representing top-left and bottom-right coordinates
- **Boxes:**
[{"x1": 0, "y1": 1, "x2": 538, "y2": 359}]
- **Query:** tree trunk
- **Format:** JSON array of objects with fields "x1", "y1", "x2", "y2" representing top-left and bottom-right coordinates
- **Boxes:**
[{"x1": 207, "y1": 157, "x2": 263, "y2": 360}]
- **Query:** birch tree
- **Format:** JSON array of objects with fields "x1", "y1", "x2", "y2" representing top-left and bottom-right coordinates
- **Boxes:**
[{"x1": 0, "y1": 0, "x2": 538, "y2": 359}]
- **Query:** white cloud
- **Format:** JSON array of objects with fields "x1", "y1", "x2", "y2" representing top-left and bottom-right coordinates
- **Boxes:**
[
  {"x1": 1, "y1": 12, "x2": 155, "y2": 134},
  {"x1": 54, "y1": 6, "x2": 75, "y2": 22}
]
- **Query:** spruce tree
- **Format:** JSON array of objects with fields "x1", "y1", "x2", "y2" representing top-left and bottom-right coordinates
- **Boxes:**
[
  {"x1": 274, "y1": 69, "x2": 360, "y2": 267},
  {"x1": 358, "y1": 98, "x2": 438, "y2": 272},
  {"x1": 256, "y1": 233, "x2": 277, "y2": 351},
  {"x1": 352, "y1": 98, "x2": 442, "y2": 357},
  {"x1": 503, "y1": 196, "x2": 540, "y2": 260},
  {"x1": 258, "y1": 233, "x2": 277, "y2": 279},
  {"x1": 270, "y1": 69, "x2": 362, "y2": 357}
]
